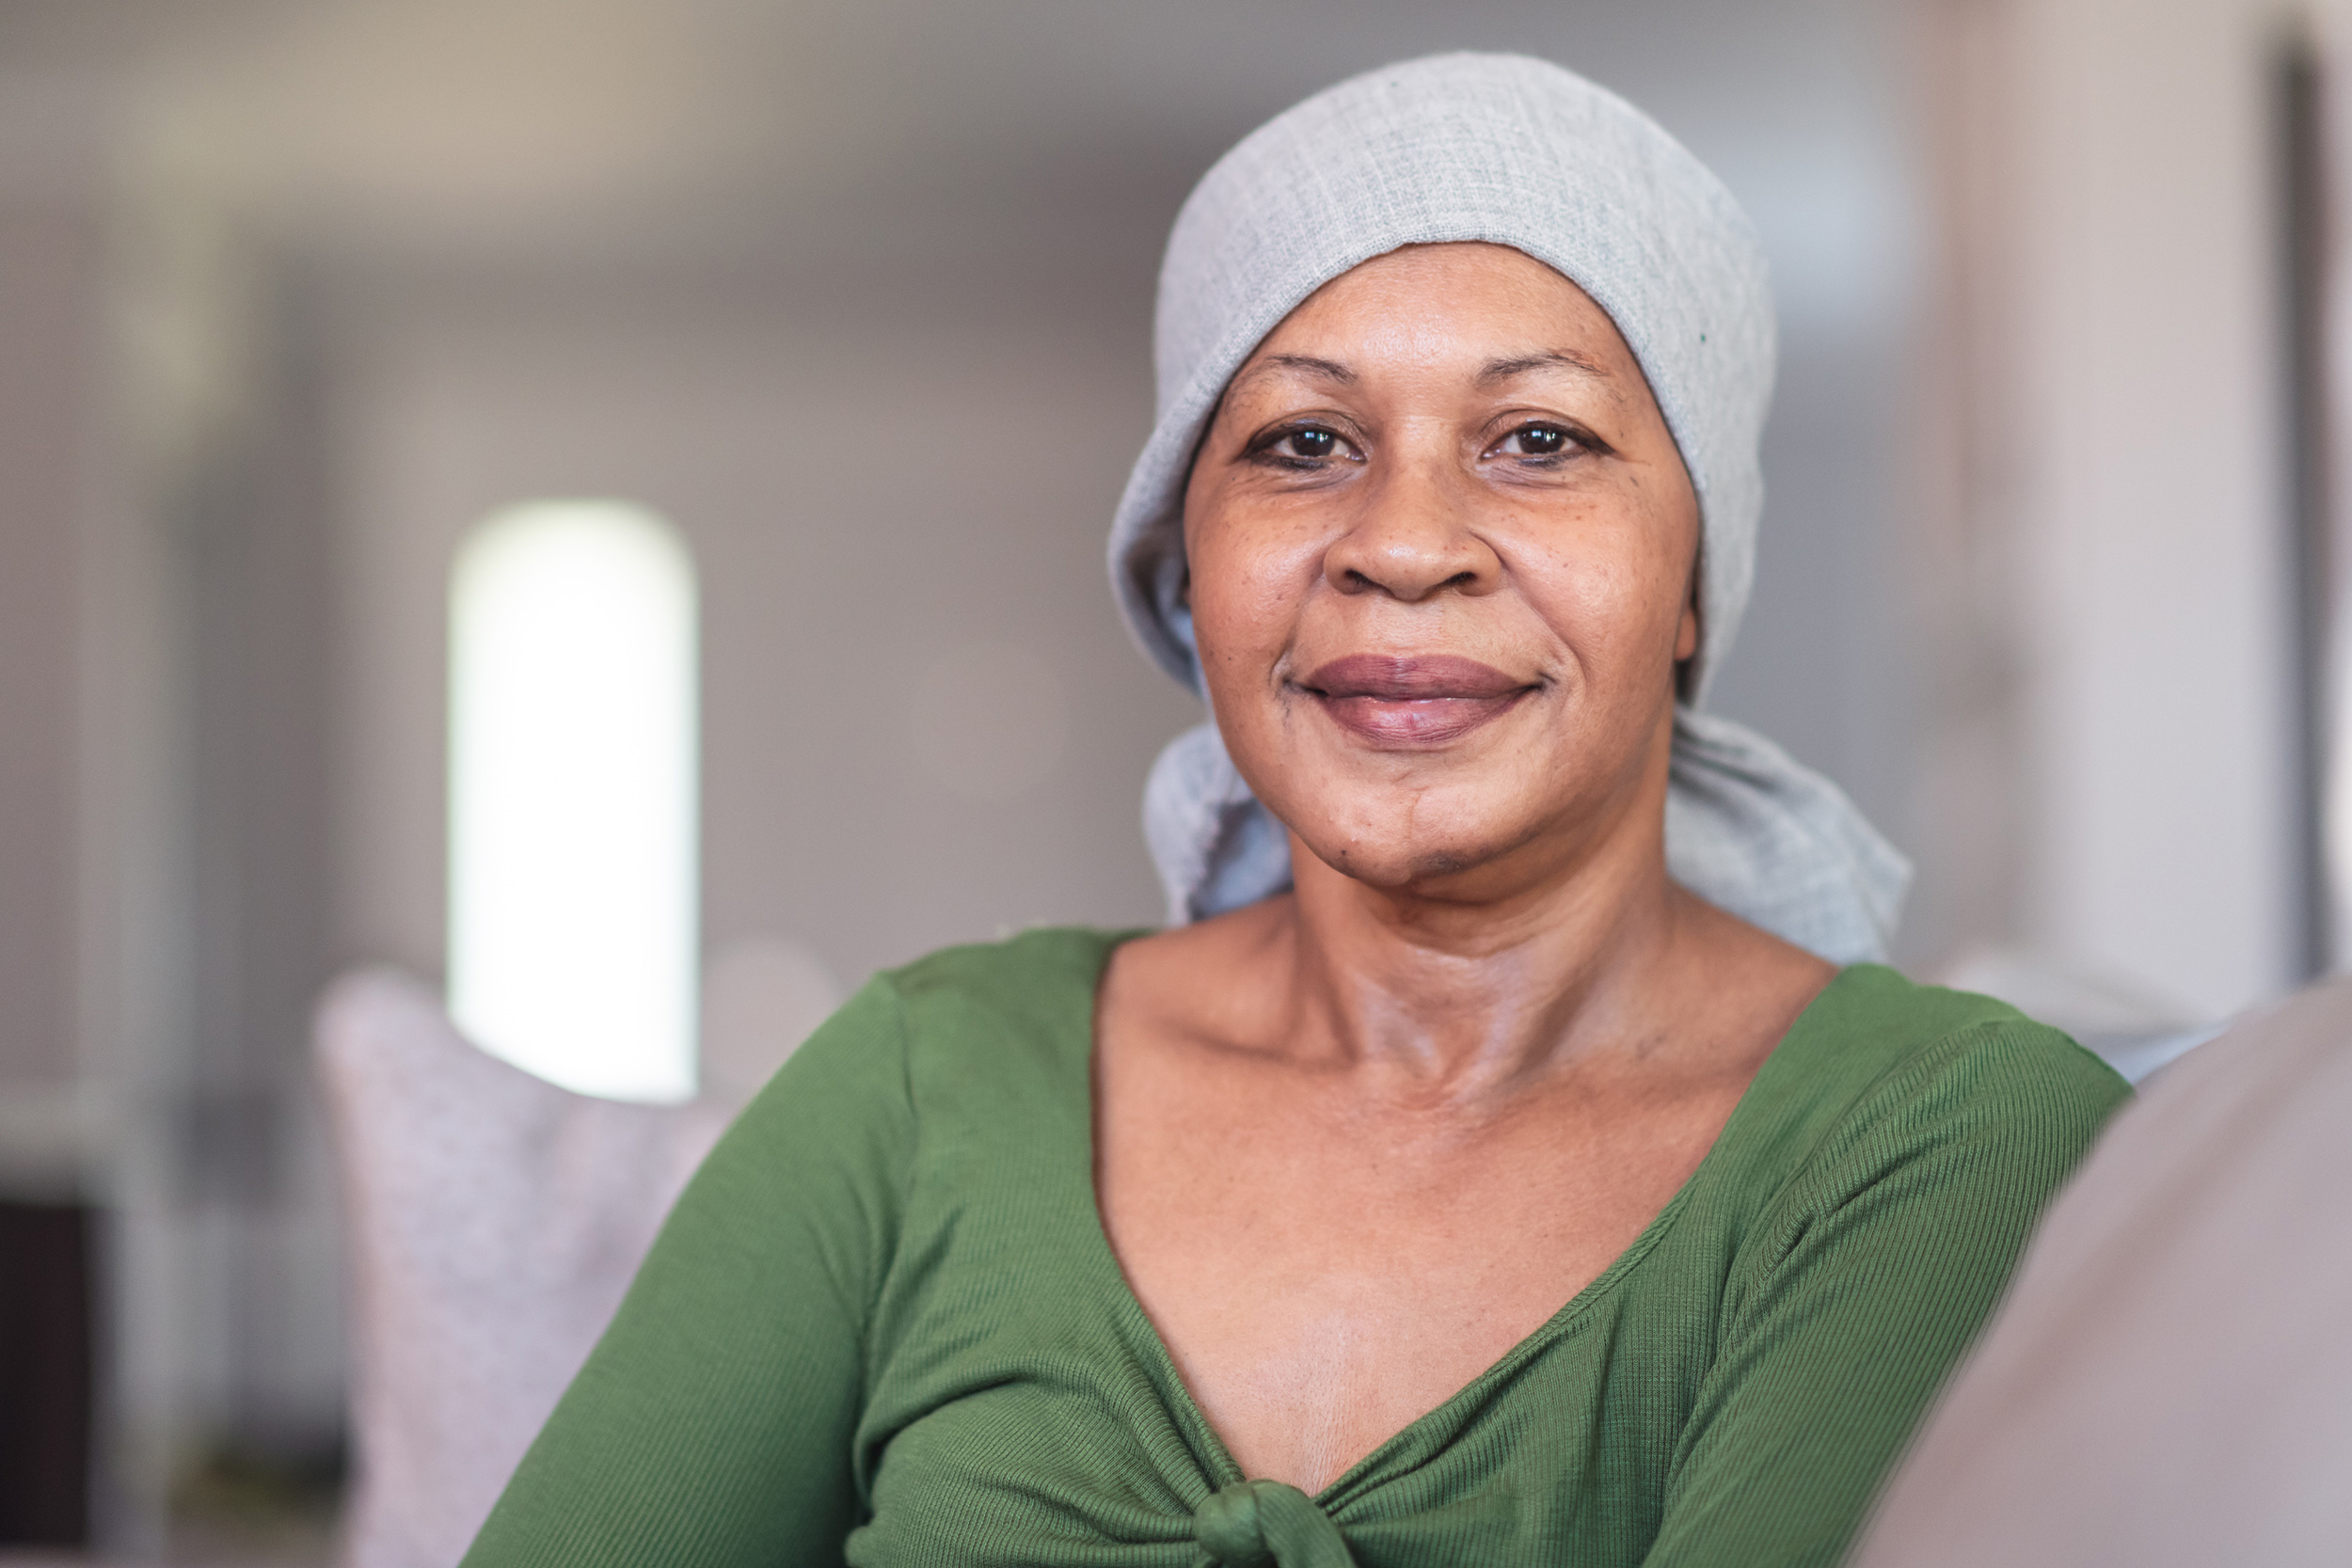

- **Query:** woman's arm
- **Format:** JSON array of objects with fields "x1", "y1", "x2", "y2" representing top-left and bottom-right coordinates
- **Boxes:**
[
  {"x1": 1642, "y1": 1020, "x2": 2128, "y2": 1568},
  {"x1": 462, "y1": 978, "x2": 916, "y2": 1568}
]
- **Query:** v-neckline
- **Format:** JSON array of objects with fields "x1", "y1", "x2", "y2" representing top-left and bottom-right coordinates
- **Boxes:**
[{"x1": 1074, "y1": 930, "x2": 1859, "y2": 1508}]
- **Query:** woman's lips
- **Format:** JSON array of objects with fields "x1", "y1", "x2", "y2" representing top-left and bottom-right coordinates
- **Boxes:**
[{"x1": 1294, "y1": 654, "x2": 1537, "y2": 747}]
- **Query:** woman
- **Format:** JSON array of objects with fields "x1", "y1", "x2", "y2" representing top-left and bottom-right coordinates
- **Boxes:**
[{"x1": 464, "y1": 54, "x2": 2125, "y2": 1567}]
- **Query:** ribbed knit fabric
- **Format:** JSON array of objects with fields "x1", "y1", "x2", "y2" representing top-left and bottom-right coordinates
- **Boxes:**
[{"x1": 461, "y1": 928, "x2": 2127, "y2": 1568}]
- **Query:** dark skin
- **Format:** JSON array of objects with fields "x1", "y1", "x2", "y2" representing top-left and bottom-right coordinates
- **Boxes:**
[{"x1": 1093, "y1": 244, "x2": 1833, "y2": 1494}]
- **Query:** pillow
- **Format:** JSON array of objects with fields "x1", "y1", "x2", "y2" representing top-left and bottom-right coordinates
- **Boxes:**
[
  {"x1": 317, "y1": 969, "x2": 750, "y2": 1568},
  {"x1": 1849, "y1": 976, "x2": 2352, "y2": 1566}
]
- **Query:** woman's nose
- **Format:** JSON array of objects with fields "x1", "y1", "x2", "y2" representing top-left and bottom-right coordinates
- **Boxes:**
[{"x1": 1320, "y1": 462, "x2": 1501, "y2": 603}]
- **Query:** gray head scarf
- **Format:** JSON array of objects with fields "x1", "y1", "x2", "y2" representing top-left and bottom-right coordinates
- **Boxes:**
[{"x1": 1110, "y1": 52, "x2": 1910, "y2": 964}]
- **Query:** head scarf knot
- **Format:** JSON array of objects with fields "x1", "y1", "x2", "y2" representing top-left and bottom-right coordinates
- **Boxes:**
[{"x1": 1109, "y1": 52, "x2": 1909, "y2": 961}]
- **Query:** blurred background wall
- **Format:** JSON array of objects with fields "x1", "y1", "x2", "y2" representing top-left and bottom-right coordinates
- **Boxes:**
[{"x1": 0, "y1": 0, "x2": 2338, "y2": 1557}]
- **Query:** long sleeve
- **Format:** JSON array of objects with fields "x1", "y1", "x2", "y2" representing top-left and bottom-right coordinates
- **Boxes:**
[
  {"x1": 462, "y1": 976, "x2": 916, "y2": 1568},
  {"x1": 1640, "y1": 1019, "x2": 2128, "y2": 1568}
]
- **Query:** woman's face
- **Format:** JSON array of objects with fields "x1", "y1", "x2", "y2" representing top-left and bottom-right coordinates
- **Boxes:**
[{"x1": 1184, "y1": 242, "x2": 1701, "y2": 900}]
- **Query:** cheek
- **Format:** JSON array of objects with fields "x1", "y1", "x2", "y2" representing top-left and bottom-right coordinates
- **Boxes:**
[
  {"x1": 1511, "y1": 513, "x2": 1691, "y2": 685},
  {"x1": 1184, "y1": 507, "x2": 1327, "y2": 671}
]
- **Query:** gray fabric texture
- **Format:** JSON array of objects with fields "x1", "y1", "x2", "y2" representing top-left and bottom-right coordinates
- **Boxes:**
[{"x1": 1108, "y1": 51, "x2": 1909, "y2": 961}]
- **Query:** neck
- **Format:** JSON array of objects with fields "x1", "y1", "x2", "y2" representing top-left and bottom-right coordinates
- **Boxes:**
[{"x1": 1269, "y1": 759, "x2": 1693, "y2": 1104}]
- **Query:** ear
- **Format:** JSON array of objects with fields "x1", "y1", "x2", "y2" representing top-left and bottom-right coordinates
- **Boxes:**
[
  {"x1": 1674, "y1": 560, "x2": 1701, "y2": 663},
  {"x1": 1671, "y1": 563, "x2": 1702, "y2": 702}
]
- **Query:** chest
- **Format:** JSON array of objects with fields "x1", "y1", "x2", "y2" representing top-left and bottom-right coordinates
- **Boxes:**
[
  {"x1": 852, "y1": 1124, "x2": 1721, "y2": 1568},
  {"x1": 1091, "y1": 1046, "x2": 1733, "y2": 1494},
  {"x1": 852, "y1": 1258, "x2": 1698, "y2": 1568}
]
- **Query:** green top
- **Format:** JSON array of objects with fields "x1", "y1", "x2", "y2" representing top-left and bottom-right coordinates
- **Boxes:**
[{"x1": 464, "y1": 928, "x2": 2127, "y2": 1568}]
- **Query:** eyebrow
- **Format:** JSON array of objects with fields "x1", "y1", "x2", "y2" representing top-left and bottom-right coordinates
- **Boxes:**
[
  {"x1": 1231, "y1": 352, "x2": 1358, "y2": 390},
  {"x1": 1477, "y1": 348, "x2": 1612, "y2": 387},
  {"x1": 1226, "y1": 346, "x2": 1611, "y2": 399}
]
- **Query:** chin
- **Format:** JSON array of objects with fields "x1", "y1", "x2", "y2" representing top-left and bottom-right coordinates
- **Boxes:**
[{"x1": 1283, "y1": 789, "x2": 1525, "y2": 893}]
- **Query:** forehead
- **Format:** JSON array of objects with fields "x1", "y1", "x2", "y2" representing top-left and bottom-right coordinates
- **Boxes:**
[{"x1": 1238, "y1": 242, "x2": 1641, "y2": 387}]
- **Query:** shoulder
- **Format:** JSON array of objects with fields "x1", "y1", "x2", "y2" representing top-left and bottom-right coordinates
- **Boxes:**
[
  {"x1": 858, "y1": 926, "x2": 1136, "y2": 1129},
  {"x1": 1724, "y1": 966, "x2": 2133, "y2": 1218},
  {"x1": 1093, "y1": 896, "x2": 1296, "y2": 1056},
  {"x1": 773, "y1": 925, "x2": 1133, "y2": 1085},
  {"x1": 874, "y1": 927, "x2": 1136, "y2": 1072},
  {"x1": 774, "y1": 924, "x2": 1131, "y2": 1096},
  {"x1": 707, "y1": 927, "x2": 1134, "y2": 1211},
  {"x1": 880, "y1": 925, "x2": 1134, "y2": 1021},
  {"x1": 1804, "y1": 964, "x2": 2130, "y2": 1119}
]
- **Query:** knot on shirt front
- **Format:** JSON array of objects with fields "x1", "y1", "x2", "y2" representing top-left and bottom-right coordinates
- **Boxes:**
[{"x1": 1193, "y1": 1480, "x2": 1357, "y2": 1567}]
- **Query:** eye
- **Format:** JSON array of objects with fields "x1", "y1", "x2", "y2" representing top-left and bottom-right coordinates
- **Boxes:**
[
  {"x1": 1486, "y1": 422, "x2": 1581, "y2": 461},
  {"x1": 1251, "y1": 423, "x2": 1359, "y2": 467}
]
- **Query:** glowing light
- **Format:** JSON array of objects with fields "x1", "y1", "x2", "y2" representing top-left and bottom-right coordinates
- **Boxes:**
[{"x1": 447, "y1": 500, "x2": 698, "y2": 1102}]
